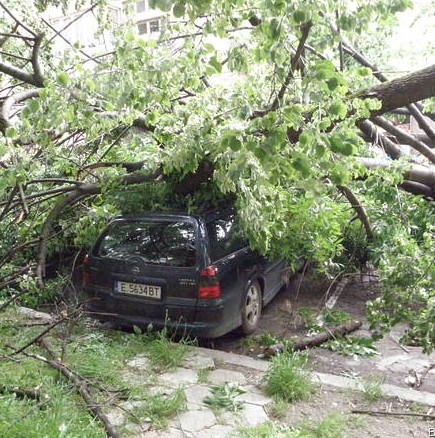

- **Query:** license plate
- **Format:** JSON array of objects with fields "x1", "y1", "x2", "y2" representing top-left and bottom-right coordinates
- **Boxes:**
[{"x1": 115, "y1": 281, "x2": 161, "y2": 299}]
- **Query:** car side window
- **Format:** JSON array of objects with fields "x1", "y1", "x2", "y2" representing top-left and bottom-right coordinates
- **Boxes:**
[{"x1": 207, "y1": 214, "x2": 247, "y2": 261}]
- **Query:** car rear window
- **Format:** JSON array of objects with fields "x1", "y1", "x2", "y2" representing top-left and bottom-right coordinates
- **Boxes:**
[
  {"x1": 97, "y1": 219, "x2": 197, "y2": 267},
  {"x1": 206, "y1": 214, "x2": 247, "y2": 261}
]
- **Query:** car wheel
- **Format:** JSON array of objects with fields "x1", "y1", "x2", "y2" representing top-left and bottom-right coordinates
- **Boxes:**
[{"x1": 241, "y1": 280, "x2": 262, "y2": 335}]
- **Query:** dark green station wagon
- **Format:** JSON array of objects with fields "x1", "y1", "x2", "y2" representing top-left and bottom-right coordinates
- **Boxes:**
[{"x1": 83, "y1": 208, "x2": 288, "y2": 338}]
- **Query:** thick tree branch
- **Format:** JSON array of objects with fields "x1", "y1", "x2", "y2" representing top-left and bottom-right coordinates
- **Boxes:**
[
  {"x1": 358, "y1": 157, "x2": 435, "y2": 196},
  {"x1": 79, "y1": 160, "x2": 146, "y2": 176},
  {"x1": 1, "y1": 89, "x2": 40, "y2": 128},
  {"x1": 343, "y1": 43, "x2": 435, "y2": 143},
  {"x1": 31, "y1": 34, "x2": 44, "y2": 86},
  {"x1": 0, "y1": 60, "x2": 42, "y2": 87},
  {"x1": 270, "y1": 21, "x2": 312, "y2": 111},
  {"x1": 337, "y1": 185, "x2": 373, "y2": 240},
  {"x1": 358, "y1": 120, "x2": 405, "y2": 159},
  {"x1": 36, "y1": 171, "x2": 162, "y2": 286},
  {"x1": 371, "y1": 116, "x2": 435, "y2": 163},
  {"x1": 357, "y1": 64, "x2": 435, "y2": 116}
]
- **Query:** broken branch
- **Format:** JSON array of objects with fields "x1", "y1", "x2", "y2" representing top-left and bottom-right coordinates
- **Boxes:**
[{"x1": 351, "y1": 409, "x2": 435, "y2": 420}]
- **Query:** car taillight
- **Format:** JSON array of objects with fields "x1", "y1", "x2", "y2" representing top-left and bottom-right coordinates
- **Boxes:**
[
  {"x1": 198, "y1": 265, "x2": 221, "y2": 299},
  {"x1": 82, "y1": 254, "x2": 90, "y2": 286}
]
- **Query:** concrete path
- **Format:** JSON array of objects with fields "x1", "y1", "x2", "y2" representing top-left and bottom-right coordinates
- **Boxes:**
[{"x1": 106, "y1": 346, "x2": 435, "y2": 437}]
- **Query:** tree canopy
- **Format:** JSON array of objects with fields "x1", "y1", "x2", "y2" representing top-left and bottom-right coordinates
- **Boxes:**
[{"x1": 0, "y1": 0, "x2": 434, "y2": 350}]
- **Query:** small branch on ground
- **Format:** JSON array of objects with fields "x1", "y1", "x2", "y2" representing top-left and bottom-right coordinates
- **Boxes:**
[
  {"x1": 351, "y1": 409, "x2": 435, "y2": 420},
  {"x1": 0, "y1": 384, "x2": 42, "y2": 400},
  {"x1": 263, "y1": 320, "x2": 362, "y2": 357},
  {"x1": 10, "y1": 311, "x2": 73, "y2": 356},
  {"x1": 31, "y1": 338, "x2": 121, "y2": 438}
]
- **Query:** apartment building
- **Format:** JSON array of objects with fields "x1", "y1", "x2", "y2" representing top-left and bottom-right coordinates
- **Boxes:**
[{"x1": 45, "y1": 0, "x2": 166, "y2": 53}]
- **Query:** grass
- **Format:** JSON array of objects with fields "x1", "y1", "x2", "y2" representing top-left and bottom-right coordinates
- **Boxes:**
[
  {"x1": 0, "y1": 358, "x2": 106, "y2": 437},
  {"x1": 130, "y1": 388, "x2": 186, "y2": 429},
  {"x1": 0, "y1": 307, "x2": 193, "y2": 436},
  {"x1": 235, "y1": 413, "x2": 350, "y2": 437},
  {"x1": 143, "y1": 327, "x2": 193, "y2": 371},
  {"x1": 264, "y1": 351, "x2": 315, "y2": 403},
  {"x1": 267, "y1": 397, "x2": 290, "y2": 420},
  {"x1": 197, "y1": 368, "x2": 211, "y2": 383},
  {"x1": 362, "y1": 375, "x2": 384, "y2": 401}
]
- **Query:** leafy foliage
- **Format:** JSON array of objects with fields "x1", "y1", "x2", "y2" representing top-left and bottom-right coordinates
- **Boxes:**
[
  {"x1": 203, "y1": 382, "x2": 246, "y2": 412},
  {"x1": 324, "y1": 336, "x2": 379, "y2": 357}
]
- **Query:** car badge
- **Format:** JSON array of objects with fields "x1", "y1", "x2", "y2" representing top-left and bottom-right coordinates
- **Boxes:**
[{"x1": 132, "y1": 266, "x2": 140, "y2": 275}]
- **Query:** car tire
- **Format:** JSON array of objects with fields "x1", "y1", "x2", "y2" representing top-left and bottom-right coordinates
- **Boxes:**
[{"x1": 240, "y1": 280, "x2": 262, "y2": 335}]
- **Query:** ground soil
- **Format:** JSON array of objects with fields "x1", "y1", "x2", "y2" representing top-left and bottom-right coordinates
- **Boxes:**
[{"x1": 204, "y1": 269, "x2": 435, "y2": 438}]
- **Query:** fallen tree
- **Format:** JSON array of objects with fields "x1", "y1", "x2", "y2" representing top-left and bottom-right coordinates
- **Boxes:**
[{"x1": 0, "y1": 0, "x2": 434, "y2": 351}]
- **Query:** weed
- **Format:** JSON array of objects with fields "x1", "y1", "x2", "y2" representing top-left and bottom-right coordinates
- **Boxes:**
[
  {"x1": 362, "y1": 375, "x2": 384, "y2": 401},
  {"x1": 322, "y1": 308, "x2": 351, "y2": 325},
  {"x1": 266, "y1": 397, "x2": 289, "y2": 420},
  {"x1": 235, "y1": 413, "x2": 350, "y2": 437},
  {"x1": 144, "y1": 328, "x2": 192, "y2": 371},
  {"x1": 408, "y1": 402, "x2": 426, "y2": 414},
  {"x1": 235, "y1": 421, "x2": 293, "y2": 437},
  {"x1": 197, "y1": 368, "x2": 210, "y2": 384},
  {"x1": 258, "y1": 332, "x2": 282, "y2": 346},
  {"x1": 300, "y1": 412, "x2": 349, "y2": 437},
  {"x1": 325, "y1": 336, "x2": 378, "y2": 357},
  {"x1": 203, "y1": 382, "x2": 246, "y2": 412},
  {"x1": 240, "y1": 335, "x2": 257, "y2": 347},
  {"x1": 264, "y1": 351, "x2": 315, "y2": 402},
  {"x1": 298, "y1": 307, "x2": 323, "y2": 333},
  {"x1": 130, "y1": 387, "x2": 186, "y2": 429}
]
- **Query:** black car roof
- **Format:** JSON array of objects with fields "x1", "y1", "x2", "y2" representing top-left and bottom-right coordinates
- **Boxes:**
[{"x1": 111, "y1": 206, "x2": 235, "y2": 223}]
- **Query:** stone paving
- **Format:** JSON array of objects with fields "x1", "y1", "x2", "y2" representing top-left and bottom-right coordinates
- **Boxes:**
[
  {"x1": 105, "y1": 345, "x2": 435, "y2": 438},
  {"x1": 106, "y1": 347, "x2": 275, "y2": 437}
]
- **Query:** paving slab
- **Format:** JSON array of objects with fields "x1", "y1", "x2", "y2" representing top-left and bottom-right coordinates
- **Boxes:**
[
  {"x1": 238, "y1": 403, "x2": 270, "y2": 427},
  {"x1": 182, "y1": 352, "x2": 215, "y2": 370},
  {"x1": 208, "y1": 368, "x2": 247, "y2": 385},
  {"x1": 177, "y1": 408, "x2": 217, "y2": 433},
  {"x1": 236, "y1": 390, "x2": 272, "y2": 406},
  {"x1": 184, "y1": 383, "x2": 212, "y2": 407},
  {"x1": 158, "y1": 367, "x2": 199, "y2": 386},
  {"x1": 196, "y1": 346, "x2": 269, "y2": 372},
  {"x1": 126, "y1": 355, "x2": 150, "y2": 370},
  {"x1": 198, "y1": 424, "x2": 234, "y2": 437},
  {"x1": 140, "y1": 427, "x2": 185, "y2": 438}
]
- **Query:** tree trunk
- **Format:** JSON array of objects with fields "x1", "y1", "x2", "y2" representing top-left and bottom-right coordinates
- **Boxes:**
[{"x1": 358, "y1": 64, "x2": 435, "y2": 116}]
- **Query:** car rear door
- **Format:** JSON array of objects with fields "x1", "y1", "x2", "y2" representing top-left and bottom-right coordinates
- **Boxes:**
[
  {"x1": 87, "y1": 215, "x2": 203, "y2": 324},
  {"x1": 203, "y1": 212, "x2": 256, "y2": 325}
]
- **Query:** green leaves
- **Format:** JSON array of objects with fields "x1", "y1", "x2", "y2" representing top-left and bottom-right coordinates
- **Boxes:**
[
  {"x1": 328, "y1": 135, "x2": 358, "y2": 156},
  {"x1": 291, "y1": 153, "x2": 311, "y2": 178},
  {"x1": 172, "y1": 1, "x2": 186, "y2": 18},
  {"x1": 56, "y1": 72, "x2": 69, "y2": 86},
  {"x1": 329, "y1": 100, "x2": 347, "y2": 120},
  {"x1": 150, "y1": 0, "x2": 173, "y2": 12}
]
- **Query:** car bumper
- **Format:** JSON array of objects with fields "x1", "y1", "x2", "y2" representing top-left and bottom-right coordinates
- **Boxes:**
[{"x1": 84, "y1": 291, "x2": 236, "y2": 338}]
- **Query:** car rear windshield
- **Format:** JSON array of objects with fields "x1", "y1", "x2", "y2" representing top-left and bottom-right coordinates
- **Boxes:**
[{"x1": 97, "y1": 219, "x2": 197, "y2": 267}]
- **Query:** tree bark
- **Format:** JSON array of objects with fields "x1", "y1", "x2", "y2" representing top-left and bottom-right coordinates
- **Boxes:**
[{"x1": 358, "y1": 64, "x2": 435, "y2": 117}]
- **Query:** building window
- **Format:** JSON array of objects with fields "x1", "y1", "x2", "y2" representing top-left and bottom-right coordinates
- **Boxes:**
[
  {"x1": 136, "y1": 1, "x2": 147, "y2": 13},
  {"x1": 137, "y1": 21, "x2": 148, "y2": 35},
  {"x1": 149, "y1": 19, "x2": 160, "y2": 33},
  {"x1": 108, "y1": 7, "x2": 120, "y2": 27}
]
